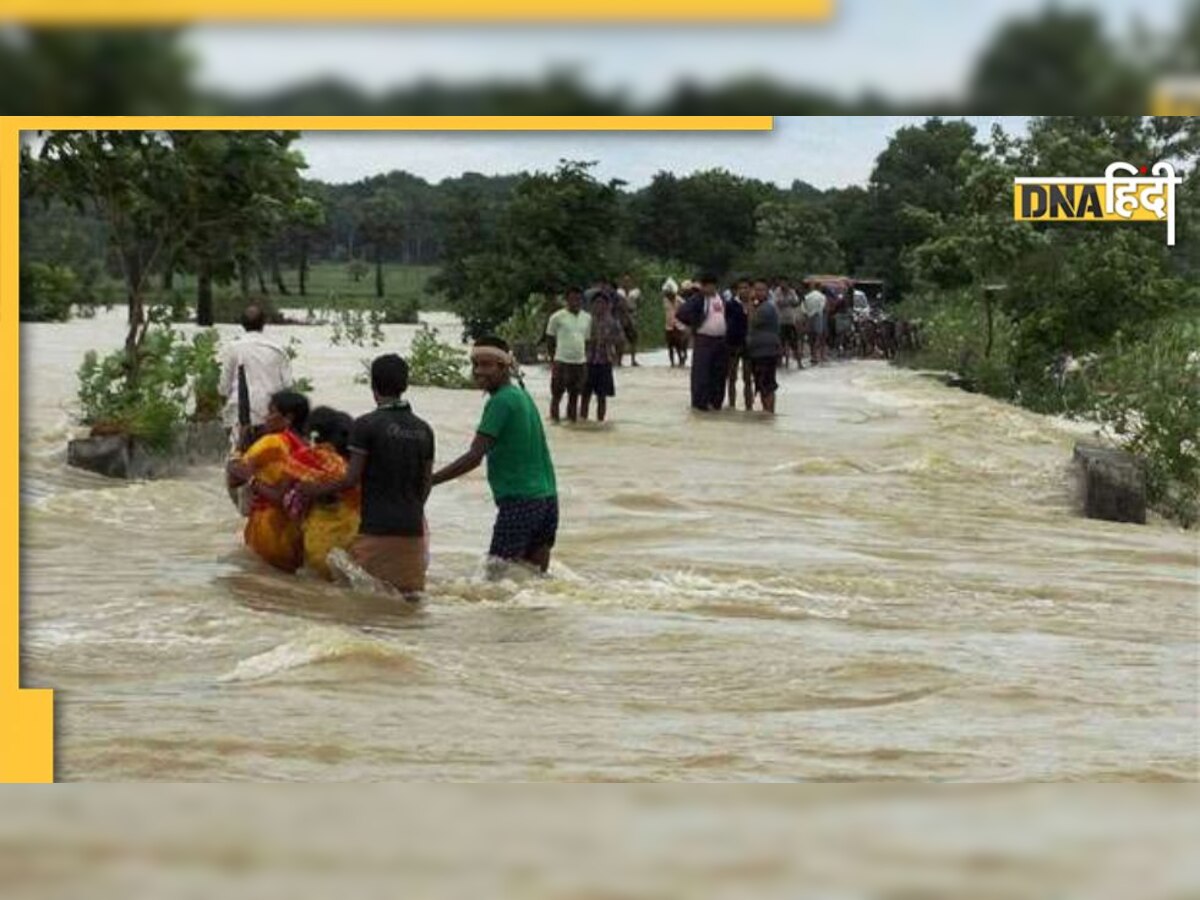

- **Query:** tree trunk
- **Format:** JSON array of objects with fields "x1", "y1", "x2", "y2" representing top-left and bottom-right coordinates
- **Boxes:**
[
  {"x1": 374, "y1": 245, "x2": 384, "y2": 299},
  {"x1": 125, "y1": 252, "x2": 145, "y2": 383},
  {"x1": 983, "y1": 286, "x2": 994, "y2": 360},
  {"x1": 196, "y1": 261, "x2": 214, "y2": 327},
  {"x1": 299, "y1": 237, "x2": 309, "y2": 297},
  {"x1": 238, "y1": 256, "x2": 251, "y2": 298},
  {"x1": 271, "y1": 249, "x2": 290, "y2": 295},
  {"x1": 161, "y1": 267, "x2": 174, "y2": 292},
  {"x1": 256, "y1": 262, "x2": 269, "y2": 295}
]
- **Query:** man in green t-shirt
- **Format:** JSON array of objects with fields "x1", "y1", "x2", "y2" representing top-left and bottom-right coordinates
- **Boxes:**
[{"x1": 432, "y1": 336, "x2": 559, "y2": 573}]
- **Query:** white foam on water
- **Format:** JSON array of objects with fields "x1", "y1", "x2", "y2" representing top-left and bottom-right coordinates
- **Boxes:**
[{"x1": 218, "y1": 625, "x2": 423, "y2": 684}]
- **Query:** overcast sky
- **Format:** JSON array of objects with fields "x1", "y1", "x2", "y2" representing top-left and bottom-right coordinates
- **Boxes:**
[
  {"x1": 296, "y1": 116, "x2": 1030, "y2": 189},
  {"x1": 187, "y1": 0, "x2": 1182, "y2": 103}
]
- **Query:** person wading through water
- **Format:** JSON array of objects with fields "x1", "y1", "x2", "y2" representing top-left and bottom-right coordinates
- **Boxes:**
[
  {"x1": 675, "y1": 274, "x2": 730, "y2": 412},
  {"x1": 544, "y1": 287, "x2": 592, "y2": 424},
  {"x1": 300, "y1": 354, "x2": 435, "y2": 599},
  {"x1": 432, "y1": 337, "x2": 559, "y2": 576}
]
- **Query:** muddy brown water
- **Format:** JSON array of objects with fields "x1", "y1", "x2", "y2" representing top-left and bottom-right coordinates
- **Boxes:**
[{"x1": 19, "y1": 310, "x2": 1198, "y2": 781}]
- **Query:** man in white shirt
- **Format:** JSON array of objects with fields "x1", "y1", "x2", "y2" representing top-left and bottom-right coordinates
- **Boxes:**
[
  {"x1": 218, "y1": 304, "x2": 294, "y2": 445},
  {"x1": 690, "y1": 275, "x2": 730, "y2": 411},
  {"x1": 544, "y1": 287, "x2": 593, "y2": 423}
]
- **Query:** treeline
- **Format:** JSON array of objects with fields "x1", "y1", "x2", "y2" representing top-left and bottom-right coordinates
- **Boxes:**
[
  {"x1": 3, "y1": 5, "x2": 1200, "y2": 116},
  {"x1": 18, "y1": 117, "x2": 987, "y2": 334}
]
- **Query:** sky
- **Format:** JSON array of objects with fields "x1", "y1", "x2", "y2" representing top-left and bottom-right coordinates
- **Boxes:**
[
  {"x1": 295, "y1": 116, "x2": 1031, "y2": 189},
  {"x1": 187, "y1": 0, "x2": 1184, "y2": 103}
]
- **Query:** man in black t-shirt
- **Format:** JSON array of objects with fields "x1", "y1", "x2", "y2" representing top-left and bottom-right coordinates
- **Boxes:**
[{"x1": 302, "y1": 354, "x2": 434, "y2": 597}]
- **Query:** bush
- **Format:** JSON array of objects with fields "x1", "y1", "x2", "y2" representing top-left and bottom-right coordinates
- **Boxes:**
[
  {"x1": 897, "y1": 287, "x2": 1017, "y2": 400},
  {"x1": 1090, "y1": 315, "x2": 1200, "y2": 527},
  {"x1": 381, "y1": 293, "x2": 419, "y2": 324},
  {"x1": 330, "y1": 307, "x2": 385, "y2": 347},
  {"x1": 407, "y1": 324, "x2": 474, "y2": 390},
  {"x1": 497, "y1": 294, "x2": 554, "y2": 363},
  {"x1": 77, "y1": 323, "x2": 223, "y2": 451},
  {"x1": 20, "y1": 262, "x2": 79, "y2": 322}
]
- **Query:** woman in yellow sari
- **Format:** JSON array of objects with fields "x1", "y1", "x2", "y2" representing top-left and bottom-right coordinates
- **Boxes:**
[
  {"x1": 226, "y1": 391, "x2": 309, "y2": 573},
  {"x1": 283, "y1": 407, "x2": 362, "y2": 580}
]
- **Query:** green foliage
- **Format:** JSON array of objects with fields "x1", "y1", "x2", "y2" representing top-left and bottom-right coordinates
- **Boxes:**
[
  {"x1": 966, "y1": 9, "x2": 1148, "y2": 113},
  {"x1": 1090, "y1": 315, "x2": 1200, "y2": 527},
  {"x1": 20, "y1": 262, "x2": 80, "y2": 322},
  {"x1": 346, "y1": 258, "x2": 369, "y2": 283},
  {"x1": 330, "y1": 307, "x2": 385, "y2": 348},
  {"x1": 629, "y1": 169, "x2": 776, "y2": 274},
  {"x1": 1005, "y1": 229, "x2": 1179, "y2": 383},
  {"x1": 380, "y1": 293, "x2": 420, "y2": 324},
  {"x1": 440, "y1": 160, "x2": 625, "y2": 338},
  {"x1": 742, "y1": 200, "x2": 844, "y2": 278},
  {"x1": 497, "y1": 294, "x2": 554, "y2": 363},
  {"x1": 76, "y1": 325, "x2": 223, "y2": 451},
  {"x1": 863, "y1": 118, "x2": 983, "y2": 296},
  {"x1": 407, "y1": 324, "x2": 474, "y2": 390},
  {"x1": 899, "y1": 288, "x2": 1017, "y2": 399}
]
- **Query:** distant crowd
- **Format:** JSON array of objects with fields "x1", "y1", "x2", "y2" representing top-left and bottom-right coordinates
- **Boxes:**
[{"x1": 542, "y1": 272, "x2": 909, "y2": 421}]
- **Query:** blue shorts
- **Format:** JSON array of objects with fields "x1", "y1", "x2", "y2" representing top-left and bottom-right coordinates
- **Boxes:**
[{"x1": 489, "y1": 496, "x2": 559, "y2": 560}]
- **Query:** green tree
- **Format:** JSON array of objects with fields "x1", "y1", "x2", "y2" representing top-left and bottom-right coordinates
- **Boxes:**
[
  {"x1": 360, "y1": 188, "x2": 406, "y2": 299},
  {"x1": 966, "y1": 9, "x2": 1148, "y2": 113},
  {"x1": 170, "y1": 131, "x2": 307, "y2": 325},
  {"x1": 0, "y1": 29, "x2": 197, "y2": 115},
  {"x1": 744, "y1": 199, "x2": 844, "y2": 278},
  {"x1": 24, "y1": 131, "x2": 187, "y2": 370},
  {"x1": 863, "y1": 117, "x2": 982, "y2": 298},
  {"x1": 439, "y1": 160, "x2": 623, "y2": 337}
]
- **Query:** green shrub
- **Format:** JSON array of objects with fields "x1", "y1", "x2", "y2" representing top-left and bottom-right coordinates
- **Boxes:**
[
  {"x1": 1090, "y1": 315, "x2": 1200, "y2": 527},
  {"x1": 497, "y1": 294, "x2": 553, "y2": 363},
  {"x1": 330, "y1": 307, "x2": 385, "y2": 347},
  {"x1": 381, "y1": 293, "x2": 420, "y2": 324},
  {"x1": 897, "y1": 287, "x2": 1017, "y2": 400},
  {"x1": 77, "y1": 324, "x2": 224, "y2": 451},
  {"x1": 407, "y1": 324, "x2": 474, "y2": 390},
  {"x1": 20, "y1": 262, "x2": 79, "y2": 322}
]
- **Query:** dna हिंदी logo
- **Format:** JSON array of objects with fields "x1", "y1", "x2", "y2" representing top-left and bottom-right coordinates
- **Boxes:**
[{"x1": 1013, "y1": 162, "x2": 1183, "y2": 246}]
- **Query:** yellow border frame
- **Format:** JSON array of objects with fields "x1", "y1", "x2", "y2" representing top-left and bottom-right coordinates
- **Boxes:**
[
  {"x1": 0, "y1": 114, "x2": 772, "y2": 783},
  {"x1": 4, "y1": 1, "x2": 832, "y2": 22}
]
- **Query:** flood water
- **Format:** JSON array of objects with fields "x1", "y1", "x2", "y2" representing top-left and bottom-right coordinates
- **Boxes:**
[{"x1": 19, "y1": 310, "x2": 1199, "y2": 781}]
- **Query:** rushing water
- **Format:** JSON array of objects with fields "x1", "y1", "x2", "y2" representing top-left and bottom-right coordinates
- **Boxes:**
[{"x1": 19, "y1": 310, "x2": 1198, "y2": 781}]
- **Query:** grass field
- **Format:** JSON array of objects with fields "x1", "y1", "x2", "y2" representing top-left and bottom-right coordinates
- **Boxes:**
[
  {"x1": 87, "y1": 262, "x2": 449, "y2": 319},
  {"x1": 277, "y1": 262, "x2": 447, "y2": 311}
]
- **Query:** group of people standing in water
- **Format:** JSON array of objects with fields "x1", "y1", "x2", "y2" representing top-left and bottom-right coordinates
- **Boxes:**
[{"x1": 221, "y1": 305, "x2": 557, "y2": 598}]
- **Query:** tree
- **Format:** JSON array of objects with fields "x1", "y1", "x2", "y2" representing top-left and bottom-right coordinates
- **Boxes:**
[
  {"x1": 360, "y1": 188, "x2": 406, "y2": 299},
  {"x1": 863, "y1": 117, "x2": 981, "y2": 298},
  {"x1": 744, "y1": 200, "x2": 844, "y2": 278},
  {"x1": 288, "y1": 195, "x2": 327, "y2": 297},
  {"x1": 0, "y1": 28, "x2": 197, "y2": 115},
  {"x1": 630, "y1": 171, "x2": 689, "y2": 262},
  {"x1": 24, "y1": 131, "x2": 187, "y2": 371},
  {"x1": 439, "y1": 160, "x2": 623, "y2": 337},
  {"x1": 967, "y1": 8, "x2": 1148, "y2": 113},
  {"x1": 908, "y1": 127, "x2": 1044, "y2": 359},
  {"x1": 170, "y1": 131, "x2": 307, "y2": 324}
]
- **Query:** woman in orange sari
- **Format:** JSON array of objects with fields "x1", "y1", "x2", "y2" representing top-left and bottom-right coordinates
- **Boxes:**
[
  {"x1": 283, "y1": 407, "x2": 362, "y2": 580},
  {"x1": 226, "y1": 391, "x2": 310, "y2": 573}
]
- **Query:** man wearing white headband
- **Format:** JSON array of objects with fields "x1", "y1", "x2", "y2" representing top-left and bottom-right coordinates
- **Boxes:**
[{"x1": 432, "y1": 336, "x2": 559, "y2": 574}]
